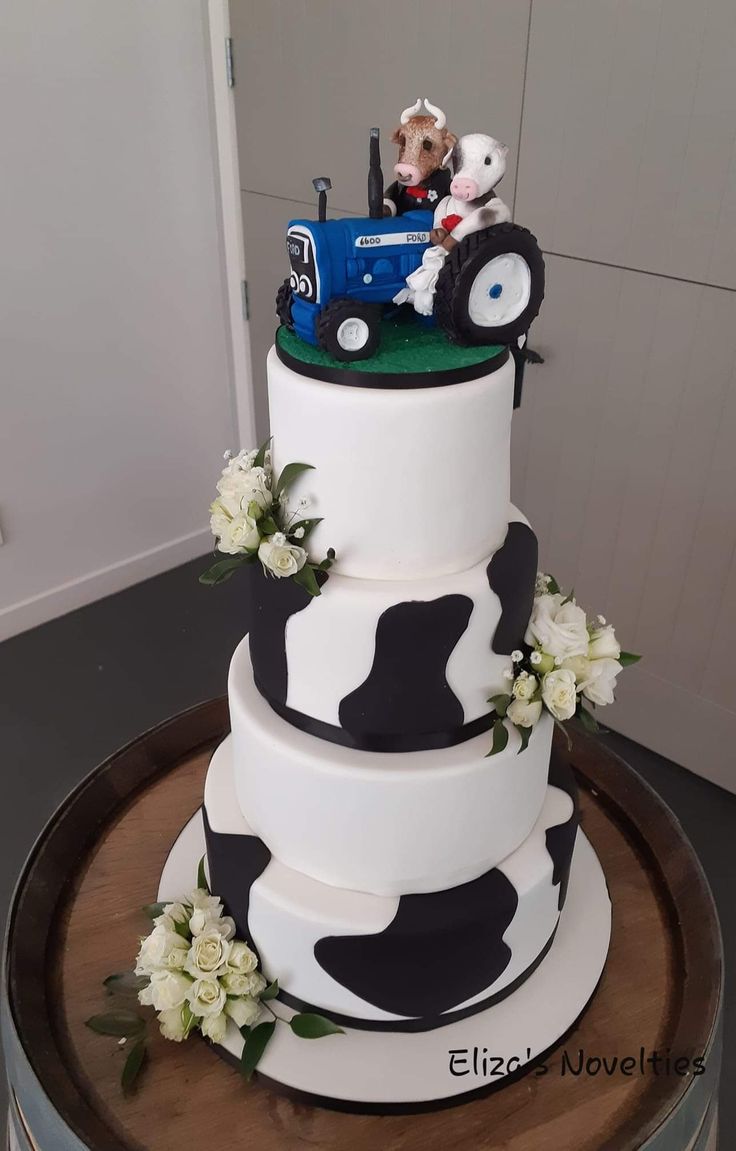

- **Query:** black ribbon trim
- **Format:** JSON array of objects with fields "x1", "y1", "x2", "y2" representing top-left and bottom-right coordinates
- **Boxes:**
[
  {"x1": 275, "y1": 928, "x2": 558, "y2": 1034},
  {"x1": 255, "y1": 678, "x2": 493, "y2": 752}
]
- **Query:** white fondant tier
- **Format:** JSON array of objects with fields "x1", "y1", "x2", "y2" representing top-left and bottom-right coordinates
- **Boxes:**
[
  {"x1": 244, "y1": 506, "x2": 536, "y2": 751},
  {"x1": 159, "y1": 805, "x2": 611, "y2": 1111},
  {"x1": 204, "y1": 738, "x2": 576, "y2": 1029},
  {"x1": 228, "y1": 645, "x2": 553, "y2": 896},
  {"x1": 267, "y1": 346, "x2": 515, "y2": 581}
]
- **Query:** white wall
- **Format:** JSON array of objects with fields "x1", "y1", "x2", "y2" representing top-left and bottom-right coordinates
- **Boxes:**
[{"x1": 0, "y1": 0, "x2": 250, "y2": 640}]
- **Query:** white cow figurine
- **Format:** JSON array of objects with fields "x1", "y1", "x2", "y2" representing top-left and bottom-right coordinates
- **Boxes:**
[{"x1": 394, "y1": 133, "x2": 511, "y2": 316}]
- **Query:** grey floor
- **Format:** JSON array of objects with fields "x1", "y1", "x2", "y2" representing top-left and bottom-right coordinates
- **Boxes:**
[{"x1": 1, "y1": 557, "x2": 734, "y2": 1142}]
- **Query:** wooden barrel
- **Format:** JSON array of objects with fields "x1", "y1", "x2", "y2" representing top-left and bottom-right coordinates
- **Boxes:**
[{"x1": 2, "y1": 699, "x2": 722, "y2": 1150}]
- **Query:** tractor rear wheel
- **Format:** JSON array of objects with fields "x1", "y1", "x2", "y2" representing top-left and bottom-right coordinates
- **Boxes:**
[
  {"x1": 435, "y1": 223, "x2": 545, "y2": 346},
  {"x1": 276, "y1": 278, "x2": 294, "y2": 329},
  {"x1": 317, "y1": 299, "x2": 381, "y2": 362}
]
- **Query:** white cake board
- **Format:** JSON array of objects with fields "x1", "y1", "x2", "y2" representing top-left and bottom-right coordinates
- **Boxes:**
[{"x1": 159, "y1": 812, "x2": 611, "y2": 1113}]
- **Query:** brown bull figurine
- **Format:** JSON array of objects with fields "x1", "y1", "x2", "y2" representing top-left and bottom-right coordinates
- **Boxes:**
[{"x1": 383, "y1": 98, "x2": 457, "y2": 217}]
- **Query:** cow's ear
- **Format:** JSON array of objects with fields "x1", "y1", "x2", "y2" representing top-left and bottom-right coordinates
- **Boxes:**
[
  {"x1": 441, "y1": 132, "x2": 458, "y2": 169},
  {"x1": 390, "y1": 127, "x2": 402, "y2": 145}
]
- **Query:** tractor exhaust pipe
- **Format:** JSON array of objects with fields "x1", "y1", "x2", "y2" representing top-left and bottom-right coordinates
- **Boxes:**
[
  {"x1": 312, "y1": 177, "x2": 331, "y2": 223},
  {"x1": 368, "y1": 127, "x2": 384, "y2": 219}
]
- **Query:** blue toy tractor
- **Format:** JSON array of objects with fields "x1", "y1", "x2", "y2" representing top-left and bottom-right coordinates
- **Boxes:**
[{"x1": 276, "y1": 129, "x2": 544, "y2": 362}]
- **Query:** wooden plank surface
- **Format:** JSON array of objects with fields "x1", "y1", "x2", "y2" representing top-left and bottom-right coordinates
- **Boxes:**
[{"x1": 4, "y1": 704, "x2": 722, "y2": 1150}]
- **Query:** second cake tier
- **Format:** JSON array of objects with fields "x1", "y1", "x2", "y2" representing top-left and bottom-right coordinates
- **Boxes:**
[{"x1": 246, "y1": 506, "x2": 537, "y2": 753}]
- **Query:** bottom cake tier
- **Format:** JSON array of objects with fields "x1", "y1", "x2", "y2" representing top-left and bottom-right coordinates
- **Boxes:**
[
  {"x1": 158, "y1": 780, "x2": 611, "y2": 1112},
  {"x1": 196, "y1": 736, "x2": 580, "y2": 1032}
]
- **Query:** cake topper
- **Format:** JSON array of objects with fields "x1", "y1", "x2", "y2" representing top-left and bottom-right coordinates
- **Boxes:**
[
  {"x1": 275, "y1": 115, "x2": 545, "y2": 362},
  {"x1": 382, "y1": 98, "x2": 456, "y2": 218}
]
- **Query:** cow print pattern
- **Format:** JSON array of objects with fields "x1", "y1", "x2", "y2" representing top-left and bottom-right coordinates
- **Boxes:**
[{"x1": 486, "y1": 521, "x2": 538, "y2": 654}]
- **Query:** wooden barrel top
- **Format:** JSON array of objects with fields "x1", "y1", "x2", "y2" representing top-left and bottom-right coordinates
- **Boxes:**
[{"x1": 3, "y1": 699, "x2": 723, "y2": 1151}]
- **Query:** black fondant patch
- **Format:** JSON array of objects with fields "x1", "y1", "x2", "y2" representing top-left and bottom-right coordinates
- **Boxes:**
[
  {"x1": 315, "y1": 867, "x2": 518, "y2": 1018},
  {"x1": 545, "y1": 748, "x2": 579, "y2": 911},
  {"x1": 487, "y1": 522, "x2": 538, "y2": 654},
  {"x1": 338, "y1": 595, "x2": 473, "y2": 738},
  {"x1": 247, "y1": 563, "x2": 326, "y2": 706},
  {"x1": 203, "y1": 808, "x2": 271, "y2": 952}
]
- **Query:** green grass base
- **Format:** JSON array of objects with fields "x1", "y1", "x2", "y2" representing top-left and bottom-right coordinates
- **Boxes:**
[{"x1": 277, "y1": 313, "x2": 503, "y2": 376}]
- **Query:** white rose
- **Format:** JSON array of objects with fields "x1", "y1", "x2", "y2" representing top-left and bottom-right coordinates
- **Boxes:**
[
  {"x1": 588, "y1": 624, "x2": 621, "y2": 661},
  {"x1": 213, "y1": 507, "x2": 260, "y2": 555},
  {"x1": 242, "y1": 466, "x2": 273, "y2": 513},
  {"x1": 221, "y1": 971, "x2": 250, "y2": 996},
  {"x1": 135, "y1": 924, "x2": 189, "y2": 975},
  {"x1": 541, "y1": 668, "x2": 578, "y2": 721},
  {"x1": 225, "y1": 996, "x2": 262, "y2": 1029},
  {"x1": 157, "y1": 1006, "x2": 188, "y2": 1042},
  {"x1": 139, "y1": 970, "x2": 192, "y2": 1012},
  {"x1": 188, "y1": 978, "x2": 227, "y2": 1018},
  {"x1": 189, "y1": 908, "x2": 235, "y2": 940},
  {"x1": 161, "y1": 902, "x2": 190, "y2": 927},
  {"x1": 258, "y1": 536, "x2": 307, "y2": 579},
  {"x1": 184, "y1": 928, "x2": 232, "y2": 977},
  {"x1": 507, "y1": 698, "x2": 543, "y2": 728},
  {"x1": 225, "y1": 940, "x2": 259, "y2": 976},
  {"x1": 525, "y1": 594, "x2": 589, "y2": 661},
  {"x1": 189, "y1": 890, "x2": 222, "y2": 912},
  {"x1": 581, "y1": 657, "x2": 622, "y2": 706},
  {"x1": 201, "y1": 1011, "x2": 228, "y2": 1044},
  {"x1": 512, "y1": 672, "x2": 538, "y2": 701},
  {"x1": 561, "y1": 654, "x2": 592, "y2": 685},
  {"x1": 215, "y1": 474, "x2": 249, "y2": 517}
]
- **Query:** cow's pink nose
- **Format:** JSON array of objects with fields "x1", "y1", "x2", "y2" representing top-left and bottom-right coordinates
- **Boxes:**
[
  {"x1": 450, "y1": 176, "x2": 479, "y2": 202},
  {"x1": 394, "y1": 162, "x2": 421, "y2": 187}
]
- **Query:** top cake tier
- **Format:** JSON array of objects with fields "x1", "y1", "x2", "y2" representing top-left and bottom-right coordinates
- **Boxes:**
[{"x1": 267, "y1": 343, "x2": 515, "y2": 581}]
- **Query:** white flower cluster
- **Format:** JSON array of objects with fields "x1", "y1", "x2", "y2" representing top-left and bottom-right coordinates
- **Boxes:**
[
  {"x1": 135, "y1": 889, "x2": 267, "y2": 1045},
  {"x1": 209, "y1": 448, "x2": 308, "y2": 578},
  {"x1": 490, "y1": 573, "x2": 637, "y2": 755}
]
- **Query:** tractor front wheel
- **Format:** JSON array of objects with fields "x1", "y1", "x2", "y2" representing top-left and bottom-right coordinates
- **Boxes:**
[
  {"x1": 276, "y1": 278, "x2": 294, "y2": 329},
  {"x1": 317, "y1": 300, "x2": 382, "y2": 362}
]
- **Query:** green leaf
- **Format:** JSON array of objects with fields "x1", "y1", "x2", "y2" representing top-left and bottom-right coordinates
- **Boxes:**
[
  {"x1": 553, "y1": 718, "x2": 573, "y2": 751},
  {"x1": 260, "y1": 979, "x2": 279, "y2": 1002},
  {"x1": 199, "y1": 555, "x2": 250, "y2": 586},
  {"x1": 578, "y1": 706, "x2": 600, "y2": 734},
  {"x1": 197, "y1": 854, "x2": 209, "y2": 894},
  {"x1": 289, "y1": 1013, "x2": 344, "y2": 1039},
  {"x1": 292, "y1": 564, "x2": 321, "y2": 598},
  {"x1": 121, "y1": 1040, "x2": 146, "y2": 1095},
  {"x1": 486, "y1": 718, "x2": 509, "y2": 757},
  {"x1": 618, "y1": 651, "x2": 642, "y2": 667},
  {"x1": 85, "y1": 1010, "x2": 146, "y2": 1039},
  {"x1": 104, "y1": 972, "x2": 149, "y2": 996},
  {"x1": 240, "y1": 1020, "x2": 276, "y2": 1081},
  {"x1": 561, "y1": 587, "x2": 575, "y2": 605},
  {"x1": 275, "y1": 462, "x2": 314, "y2": 499},
  {"x1": 181, "y1": 1002, "x2": 197, "y2": 1039},
  {"x1": 142, "y1": 902, "x2": 167, "y2": 921},
  {"x1": 546, "y1": 575, "x2": 561, "y2": 595},
  {"x1": 258, "y1": 516, "x2": 279, "y2": 536},
  {"x1": 488, "y1": 693, "x2": 512, "y2": 718},
  {"x1": 517, "y1": 724, "x2": 532, "y2": 755},
  {"x1": 288, "y1": 517, "x2": 322, "y2": 542},
  {"x1": 253, "y1": 438, "x2": 271, "y2": 470}
]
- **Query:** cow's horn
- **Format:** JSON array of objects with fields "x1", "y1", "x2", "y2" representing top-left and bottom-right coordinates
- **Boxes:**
[
  {"x1": 423, "y1": 98, "x2": 446, "y2": 130},
  {"x1": 400, "y1": 98, "x2": 423, "y2": 125}
]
